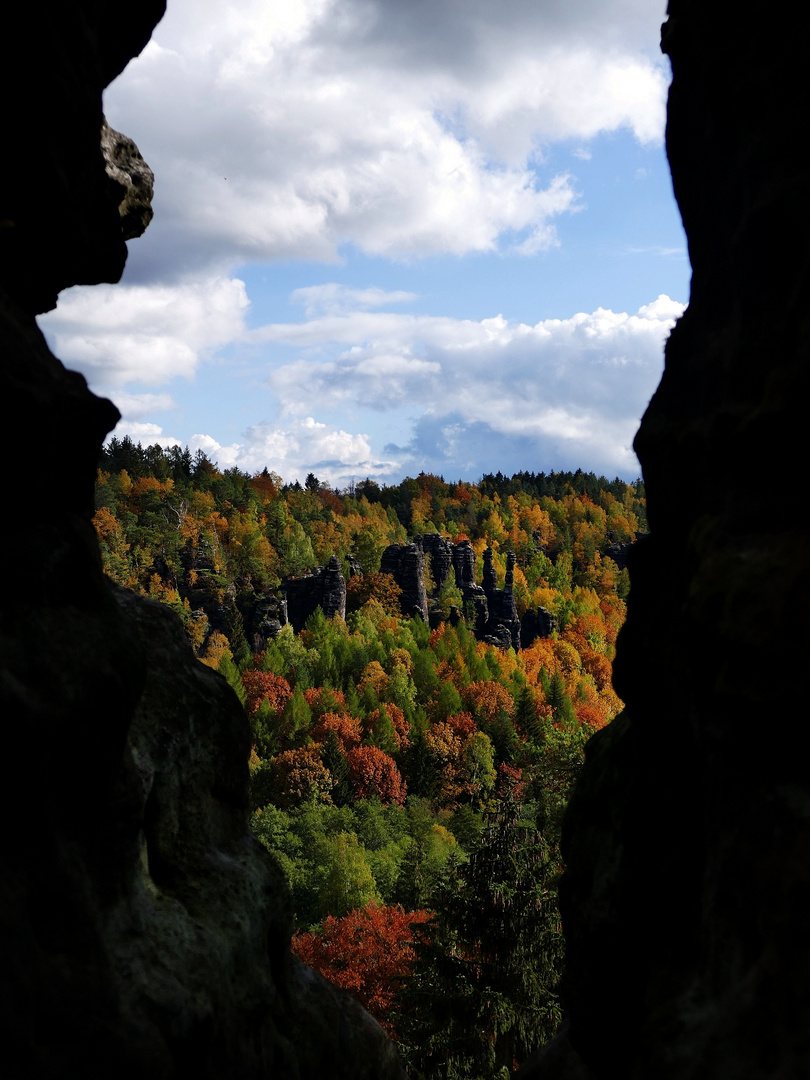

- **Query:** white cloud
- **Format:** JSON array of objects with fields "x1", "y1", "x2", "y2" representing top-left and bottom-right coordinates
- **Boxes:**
[
  {"x1": 248, "y1": 292, "x2": 684, "y2": 479},
  {"x1": 290, "y1": 283, "x2": 417, "y2": 317},
  {"x1": 186, "y1": 417, "x2": 398, "y2": 488},
  {"x1": 41, "y1": 259, "x2": 682, "y2": 483},
  {"x1": 104, "y1": 0, "x2": 669, "y2": 278},
  {"x1": 48, "y1": 1, "x2": 679, "y2": 486},
  {"x1": 109, "y1": 391, "x2": 176, "y2": 416},
  {"x1": 38, "y1": 277, "x2": 249, "y2": 387},
  {"x1": 256, "y1": 294, "x2": 683, "y2": 422},
  {"x1": 107, "y1": 419, "x2": 181, "y2": 448}
]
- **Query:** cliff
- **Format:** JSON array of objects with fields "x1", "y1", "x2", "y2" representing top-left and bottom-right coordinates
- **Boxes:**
[
  {"x1": 527, "y1": 2, "x2": 810, "y2": 1077},
  {"x1": 0, "y1": 5, "x2": 403, "y2": 1077},
  {"x1": 283, "y1": 554, "x2": 347, "y2": 631}
]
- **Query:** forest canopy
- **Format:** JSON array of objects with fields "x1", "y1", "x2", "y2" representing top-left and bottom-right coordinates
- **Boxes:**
[{"x1": 94, "y1": 436, "x2": 639, "y2": 1078}]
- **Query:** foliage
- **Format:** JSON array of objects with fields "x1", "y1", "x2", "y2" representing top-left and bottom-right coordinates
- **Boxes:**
[
  {"x1": 347, "y1": 745, "x2": 407, "y2": 805},
  {"x1": 292, "y1": 904, "x2": 430, "y2": 1035},
  {"x1": 397, "y1": 768, "x2": 564, "y2": 1079},
  {"x1": 93, "y1": 444, "x2": 636, "y2": 1069}
]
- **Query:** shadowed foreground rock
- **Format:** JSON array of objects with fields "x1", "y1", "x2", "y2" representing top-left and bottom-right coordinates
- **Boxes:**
[
  {"x1": 538, "y1": 2, "x2": 810, "y2": 1078},
  {"x1": 0, "y1": 4, "x2": 404, "y2": 1077}
]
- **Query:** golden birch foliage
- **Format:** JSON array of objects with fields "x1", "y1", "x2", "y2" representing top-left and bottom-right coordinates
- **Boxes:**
[
  {"x1": 358, "y1": 660, "x2": 389, "y2": 699},
  {"x1": 198, "y1": 630, "x2": 232, "y2": 670}
]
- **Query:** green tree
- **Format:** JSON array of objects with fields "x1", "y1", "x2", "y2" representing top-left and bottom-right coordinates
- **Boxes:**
[
  {"x1": 368, "y1": 704, "x2": 399, "y2": 757},
  {"x1": 280, "y1": 688, "x2": 314, "y2": 746},
  {"x1": 438, "y1": 566, "x2": 464, "y2": 617},
  {"x1": 397, "y1": 767, "x2": 563, "y2": 1079},
  {"x1": 318, "y1": 831, "x2": 381, "y2": 919},
  {"x1": 321, "y1": 731, "x2": 353, "y2": 807}
]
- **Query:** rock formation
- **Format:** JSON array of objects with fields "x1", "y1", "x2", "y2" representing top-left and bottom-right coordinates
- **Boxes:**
[
  {"x1": 101, "y1": 117, "x2": 156, "y2": 240},
  {"x1": 247, "y1": 592, "x2": 288, "y2": 651},
  {"x1": 521, "y1": 606, "x2": 558, "y2": 649},
  {"x1": 482, "y1": 549, "x2": 521, "y2": 650},
  {"x1": 283, "y1": 554, "x2": 347, "y2": 630},
  {"x1": 481, "y1": 545, "x2": 499, "y2": 595},
  {"x1": 533, "y1": 3, "x2": 810, "y2": 1077},
  {"x1": 380, "y1": 542, "x2": 429, "y2": 621},
  {"x1": 419, "y1": 532, "x2": 454, "y2": 592},
  {"x1": 0, "y1": 4, "x2": 404, "y2": 1077},
  {"x1": 451, "y1": 539, "x2": 478, "y2": 590},
  {"x1": 376, "y1": 536, "x2": 554, "y2": 648}
]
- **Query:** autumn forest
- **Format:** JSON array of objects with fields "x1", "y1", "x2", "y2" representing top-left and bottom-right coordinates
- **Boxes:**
[{"x1": 95, "y1": 436, "x2": 644, "y2": 1079}]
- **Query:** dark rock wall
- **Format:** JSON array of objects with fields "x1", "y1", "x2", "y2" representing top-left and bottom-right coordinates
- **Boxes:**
[
  {"x1": 1, "y1": 4, "x2": 165, "y2": 314},
  {"x1": 380, "y1": 542, "x2": 430, "y2": 621},
  {"x1": 419, "y1": 532, "x2": 454, "y2": 592},
  {"x1": 283, "y1": 554, "x2": 347, "y2": 631},
  {"x1": 0, "y1": 4, "x2": 403, "y2": 1077},
  {"x1": 379, "y1": 537, "x2": 537, "y2": 646},
  {"x1": 482, "y1": 550, "x2": 521, "y2": 649},
  {"x1": 552, "y1": 3, "x2": 810, "y2": 1078},
  {"x1": 452, "y1": 539, "x2": 478, "y2": 590}
]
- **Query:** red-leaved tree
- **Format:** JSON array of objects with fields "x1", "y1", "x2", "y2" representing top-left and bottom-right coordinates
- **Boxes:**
[
  {"x1": 241, "y1": 670, "x2": 292, "y2": 717},
  {"x1": 311, "y1": 712, "x2": 363, "y2": 751},
  {"x1": 346, "y1": 745, "x2": 406, "y2": 805},
  {"x1": 291, "y1": 904, "x2": 429, "y2": 1036}
]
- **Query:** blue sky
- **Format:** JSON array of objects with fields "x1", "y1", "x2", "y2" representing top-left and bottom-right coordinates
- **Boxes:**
[{"x1": 40, "y1": 0, "x2": 688, "y2": 487}]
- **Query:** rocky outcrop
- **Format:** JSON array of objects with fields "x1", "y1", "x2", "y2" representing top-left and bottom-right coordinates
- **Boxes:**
[
  {"x1": 482, "y1": 549, "x2": 521, "y2": 649},
  {"x1": 101, "y1": 117, "x2": 156, "y2": 240},
  {"x1": 546, "y1": 4, "x2": 810, "y2": 1078},
  {"x1": 377, "y1": 537, "x2": 555, "y2": 648},
  {"x1": 419, "y1": 532, "x2": 454, "y2": 591},
  {"x1": 283, "y1": 554, "x2": 347, "y2": 630},
  {"x1": 1, "y1": 4, "x2": 166, "y2": 314},
  {"x1": 0, "y1": 5, "x2": 404, "y2": 1077},
  {"x1": 248, "y1": 592, "x2": 288, "y2": 650},
  {"x1": 380, "y1": 542, "x2": 429, "y2": 621},
  {"x1": 452, "y1": 539, "x2": 478, "y2": 590},
  {"x1": 521, "y1": 606, "x2": 558, "y2": 648},
  {"x1": 482, "y1": 545, "x2": 499, "y2": 595}
]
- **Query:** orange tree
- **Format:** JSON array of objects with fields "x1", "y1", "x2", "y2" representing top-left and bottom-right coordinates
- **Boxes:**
[{"x1": 292, "y1": 904, "x2": 430, "y2": 1037}]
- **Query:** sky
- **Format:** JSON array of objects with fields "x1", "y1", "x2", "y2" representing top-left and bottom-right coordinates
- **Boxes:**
[{"x1": 39, "y1": 0, "x2": 689, "y2": 488}]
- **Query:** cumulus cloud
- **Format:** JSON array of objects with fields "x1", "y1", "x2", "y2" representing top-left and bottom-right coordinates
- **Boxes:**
[
  {"x1": 257, "y1": 293, "x2": 683, "y2": 417},
  {"x1": 41, "y1": 1, "x2": 679, "y2": 487},
  {"x1": 104, "y1": 0, "x2": 668, "y2": 279},
  {"x1": 39, "y1": 277, "x2": 249, "y2": 387},
  {"x1": 107, "y1": 419, "x2": 181, "y2": 448},
  {"x1": 185, "y1": 418, "x2": 399, "y2": 488},
  {"x1": 248, "y1": 293, "x2": 684, "y2": 480}
]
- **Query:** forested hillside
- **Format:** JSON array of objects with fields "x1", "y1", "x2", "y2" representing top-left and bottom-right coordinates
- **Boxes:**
[{"x1": 94, "y1": 436, "x2": 642, "y2": 1078}]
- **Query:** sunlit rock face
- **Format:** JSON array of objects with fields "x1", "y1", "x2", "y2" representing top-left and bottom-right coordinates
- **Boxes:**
[
  {"x1": 0, "y1": 4, "x2": 404, "y2": 1077},
  {"x1": 544, "y1": 3, "x2": 810, "y2": 1079},
  {"x1": 101, "y1": 118, "x2": 156, "y2": 241}
]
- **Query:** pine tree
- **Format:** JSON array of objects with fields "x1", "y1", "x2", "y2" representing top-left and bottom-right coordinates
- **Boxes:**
[
  {"x1": 515, "y1": 684, "x2": 543, "y2": 744},
  {"x1": 321, "y1": 731, "x2": 353, "y2": 806},
  {"x1": 401, "y1": 721, "x2": 439, "y2": 800},
  {"x1": 368, "y1": 704, "x2": 399, "y2": 757},
  {"x1": 397, "y1": 767, "x2": 563, "y2": 1079},
  {"x1": 224, "y1": 603, "x2": 251, "y2": 669}
]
